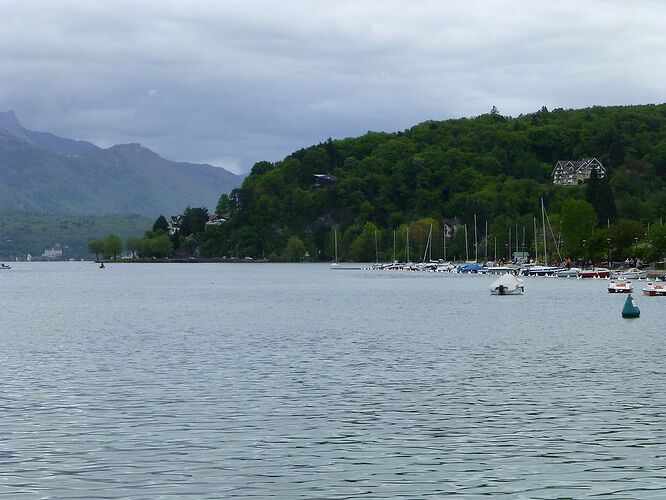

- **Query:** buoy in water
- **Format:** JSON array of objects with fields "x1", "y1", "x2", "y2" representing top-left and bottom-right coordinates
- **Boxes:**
[{"x1": 621, "y1": 294, "x2": 640, "y2": 318}]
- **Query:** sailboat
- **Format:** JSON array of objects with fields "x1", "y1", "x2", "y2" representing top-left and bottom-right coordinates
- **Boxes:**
[{"x1": 330, "y1": 228, "x2": 340, "y2": 268}]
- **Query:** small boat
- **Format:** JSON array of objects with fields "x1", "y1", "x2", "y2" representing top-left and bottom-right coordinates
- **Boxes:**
[
  {"x1": 519, "y1": 265, "x2": 564, "y2": 277},
  {"x1": 556, "y1": 267, "x2": 580, "y2": 278},
  {"x1": 621, "y1": 294, "x2": 640, "y2": 318},
  {"x1": 490, "y1": 273, "x2": 525, "y2": 295},
  {"x1": 485, "y1": 265, "x2": 517, "y2": 275},
  {"x1": 99, "y1": 262, "x2": 105, "y2": 269},
  {"x1": 0, "y1": 263, "x2": 10, "y2": 270},
  {"x1": 608, "y1": 280, "x2": 632, "y2": 293},
  {"x1": 642, "y1": 282, "x2": 666, "y2": 296},
  {"x1": 459, "y1": 263, "x2": 485, "y2": 274},
  {"x1": 611, "y1": 268, "x2": 648, "y2": 280},
  {"x1": 577, "y1": 267, "x2": 611, "y2": 279}
]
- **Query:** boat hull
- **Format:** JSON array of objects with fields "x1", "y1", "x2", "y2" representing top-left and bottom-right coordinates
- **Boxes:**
[{"x1": 578, "y1": 268, "x2": 611, "y2": 279}]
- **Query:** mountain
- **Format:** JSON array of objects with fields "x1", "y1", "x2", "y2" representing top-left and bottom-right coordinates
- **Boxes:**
[{"x1": 0, "y1": 110, "x2": 242, "y2": 216}]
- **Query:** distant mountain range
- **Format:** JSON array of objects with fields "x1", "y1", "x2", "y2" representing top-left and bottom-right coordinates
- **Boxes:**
[{"x1": 0, "y1": 110, "x2": 243, "y2": 216}]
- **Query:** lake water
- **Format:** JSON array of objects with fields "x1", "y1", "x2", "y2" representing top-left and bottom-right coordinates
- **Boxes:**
[{"x1": 1, "y1": 262, "x2": 665, "y2": 498}]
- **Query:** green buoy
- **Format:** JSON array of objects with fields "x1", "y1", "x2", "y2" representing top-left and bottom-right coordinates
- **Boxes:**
[{"x1": 622, "y1": 294, "x2": 640, "y2": 318}]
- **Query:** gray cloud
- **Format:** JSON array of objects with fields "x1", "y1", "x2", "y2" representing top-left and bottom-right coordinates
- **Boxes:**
[{"x1": 1, "y1": 0, "x2": 665, "y2": 173}]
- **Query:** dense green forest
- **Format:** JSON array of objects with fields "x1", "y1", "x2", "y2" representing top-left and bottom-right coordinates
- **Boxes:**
[
  {"x1": 0, "y1": 210, "x2": 151, "y2": 259},
  {"x1": 196, "y1": 104, "x2": 666, "y2": 263}
]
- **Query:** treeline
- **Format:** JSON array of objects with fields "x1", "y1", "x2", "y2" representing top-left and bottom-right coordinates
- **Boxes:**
[
  {"x1": 198, "y1": 104, "x2": 666, "y2": 262},
  {"x1": 89, "y1": 206, "x2": 214, "y2": 260},
  {"x1": 92, "y1": 104, "x2": 666, "y2": 263},
  {"x1": 0, "y1": 210, "x2": 151, "y2": 259}
]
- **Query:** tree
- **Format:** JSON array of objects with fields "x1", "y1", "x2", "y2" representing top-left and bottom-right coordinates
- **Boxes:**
[
  {"x1": 559, "y1": 199, "x2": 597, "y2": 257},
  {"x1": 126, "y1": 236, "x2": 142, "y2": 259},
  {"x1": 215, "y1": 194, "x2": 232, "y2": 217},
  {"x1": 182, "y1": 234, "x2": 199, "y2": 257},
  {"x1": 152, "y1": 215, "x2": 169, "y2": 234},
  {"x1": 648, "y1": 222, "x2": 666, "y2": 260},
  {"x1": 586, "y1": 168, "x2": 617, "y2": 225},
  {"x1": 180, "y1": 206, "x2": 209, "y2": 237},
  {"x1": 88, "y1": 239, "x2": 104, "y2": 261},
  {"x1": 102, "y1": 234, "x2": 123, "y2": 260},
  {"x1": 281, "y1": 236, "x2": 307, "y2": 261},
  {"x1": 349, "y1": 222, "x2": 379, "y2": 262}
]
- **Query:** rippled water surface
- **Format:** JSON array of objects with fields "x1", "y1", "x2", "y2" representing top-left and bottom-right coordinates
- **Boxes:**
[{"x1": 2, "y1": 262, "x2": 665, "y2": 498}]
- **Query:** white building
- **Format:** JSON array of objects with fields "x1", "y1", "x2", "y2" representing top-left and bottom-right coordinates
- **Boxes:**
[{"x1": 552, "y1": 158, "x2": 606, "y2": 185}]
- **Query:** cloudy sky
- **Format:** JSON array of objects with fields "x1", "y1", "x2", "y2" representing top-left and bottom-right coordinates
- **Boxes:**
[{"x1": 1, "y1": 0, "x2": 665, "y2": 174}]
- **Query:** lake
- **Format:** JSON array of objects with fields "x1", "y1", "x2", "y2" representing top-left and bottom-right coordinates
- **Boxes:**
[{"x1": 1, "y1": 262, "x2": 665, "y2": 498}]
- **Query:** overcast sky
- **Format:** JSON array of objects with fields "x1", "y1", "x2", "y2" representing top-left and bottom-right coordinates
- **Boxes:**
[{"x1": 1, "y1": 0, "x2": 665, "y2": 174}]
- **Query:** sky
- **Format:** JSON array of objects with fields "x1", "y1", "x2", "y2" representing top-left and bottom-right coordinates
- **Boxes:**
[{"x1": 1, "y1": 0, "x2": 665, "y2": 174}]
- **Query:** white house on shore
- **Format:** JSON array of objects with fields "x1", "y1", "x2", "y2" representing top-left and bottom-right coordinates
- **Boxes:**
[{"x1": 552, "y1": 157, "x2": 606, "y2": 185}]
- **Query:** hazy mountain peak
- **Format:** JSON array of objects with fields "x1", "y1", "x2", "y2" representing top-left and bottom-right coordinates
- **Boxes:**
[
  {"x1": 0, "y1": 110, "x2": 22, "y2": 131},
  {"x1": 0, "y1": 113, "x2": 242, "y2": 216}
]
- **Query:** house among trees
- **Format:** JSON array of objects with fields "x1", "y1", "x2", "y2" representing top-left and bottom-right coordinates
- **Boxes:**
[
  {"x1": 552, "y1": 158, "x2": 606, "y2": 185},
  {"x1": 312, "y1": 173, "x2": 336, "y2": 188},
  {"x1": 206, "y1": 214, "x2": 226, "y2": 226},
  {"x1": 168, "y1": 215, "x2": 183, "y2": 235}
]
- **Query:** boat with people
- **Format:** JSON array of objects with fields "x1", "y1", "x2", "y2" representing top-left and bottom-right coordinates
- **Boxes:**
[
  {"x1": 608, "y1": 280, "x2": 633, "y2": 293},
  {"x1": 0, "y1": 263, "x2": 10, "y2": 270},
  {"x1": 490, "y1": 273, "x2": 525, "y2": 295},
  {"x1": 577, "y1": 267, "x2": 611, "y2": 279},
  {"x1": 642, "y1": 282, "x2": 666, "y2": 296}
]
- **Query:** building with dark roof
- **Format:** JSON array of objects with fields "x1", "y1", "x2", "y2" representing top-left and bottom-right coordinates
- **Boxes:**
[{"x1": 552, "y1": 158, "x2": 606, "y2": 185}]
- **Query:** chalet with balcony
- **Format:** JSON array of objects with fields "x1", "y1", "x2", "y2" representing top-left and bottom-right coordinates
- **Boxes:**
[{"x1": 552, "y1": 158, "x2": 606, "y2": 185}]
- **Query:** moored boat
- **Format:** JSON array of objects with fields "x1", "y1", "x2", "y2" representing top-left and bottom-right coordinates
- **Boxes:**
[
  {"x1": 556, "y1": 267, "x2": 580, "y2": 278},
  {"x1": 577, "y1": 267, "x2": 611, "y2": 279},
  {"x1": 610, "y1": 268, "x2": 648, "y2": 280},
  {"x1": 519, "y1": 265, "x2": 564, "y2": 277},
  {"x1": 608, "y1": 280, "x2": 632, "y2": 293},
  {"x1": 642, "y1": 282, "x2": 666, "y2": 296},
  {"x1": 490, "y1": 273, "x2": 525, "y2": 295}
]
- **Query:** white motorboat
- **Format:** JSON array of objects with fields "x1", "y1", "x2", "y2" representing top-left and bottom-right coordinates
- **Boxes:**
[
  {"x1": 610, "y1": 268, "x2": 648, "y2": 280},
  {"x1": 556, "y1": 267, "x2": 580, "y2": 278},
  {"x1": 490, "y1": 274, "x2": 525, "y2": 295},
  {"x1": 519, "y1": 265, "x2": 563, "y2": 277}
]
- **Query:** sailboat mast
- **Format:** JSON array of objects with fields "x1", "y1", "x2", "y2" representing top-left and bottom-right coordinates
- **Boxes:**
[
  {"x1": 515, "y1": 224, "x2": 518, "y2": 255},
  {"x1": 374, "y1": 228, "x2": 378, "y2": 264},
  {"x1": 485, "y1": 220, "x2": 488, "y2": 262},
  {"x1": 541, "y1": 198, "x2": 547, "y2": 264},
  {"x1": 429, "y1": 223, "x2": 433, "y2": 262},
  {"x1": 509, "y1": 226, "x2": 512, "y2": 261},
  {"x1": 406, "y1": 227, "x2": 410, "y2": 263},
  {"x1": 465, "y1": 224, "x2": 469, "y2": 262},
  {"x1": 494, "y1": 236, "x2": 497, "y2": 262},
  {"x1": 334, "y1": 227, "x2": 338, "y2": 264},
  {"x1": 443, "y1": 224, "x2": 447, "y2": 261},
  {"x1": 533, "y1": 217, "x2": 538, "y2": 263},
  {"x1": 422, "y1": 225, "x2": 432, "y2": 263},
  {"x1": 474, "y1": 214, "x2": 478, "y2": 262},
  {"x1": 393, "y1": 229, "x2": 396, "y2": 263}
]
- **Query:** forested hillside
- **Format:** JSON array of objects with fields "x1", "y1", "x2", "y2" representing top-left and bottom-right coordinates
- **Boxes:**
[
  {"x1": 0, "y1": 210, "x2": 151, "y2": 259},
  {"x1": 202, "y1": 104, "x2": 666, "y2": 262}
]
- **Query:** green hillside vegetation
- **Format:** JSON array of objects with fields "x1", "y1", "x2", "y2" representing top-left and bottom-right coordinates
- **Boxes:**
[
  {"x1": 198, "y1": 104, "x2": 666, "y2": 263},
  {"x1": 0, "y1": 210, "x2": 151, "y2": 259},
  {"x1": 88, "y1": 104, "x2": 666, "y2": 264}
]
